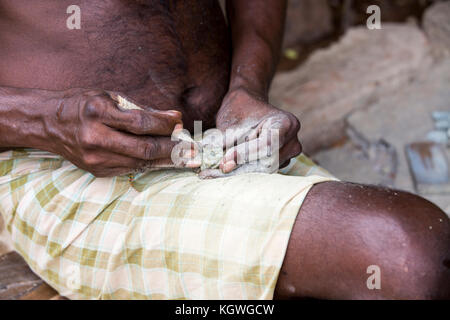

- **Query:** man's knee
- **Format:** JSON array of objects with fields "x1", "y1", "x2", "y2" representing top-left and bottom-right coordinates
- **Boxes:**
[
  {"x1": 364, "y1": 189, "x2": 449, "y2": 299},
  {"x1": 276, "y1": 182, "x2": 450, "y2": 300},
  {"x1": 325, "y1": 182, "x2": 450, "y2": 299}
]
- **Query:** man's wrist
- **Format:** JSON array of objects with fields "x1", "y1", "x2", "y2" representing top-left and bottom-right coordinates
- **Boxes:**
[
  {"x1": 0, "y1": 87, "x2": 59, "y2": 151},
  {"x1": 228, "y1": 76, "x2": 269, "y2": 102}
]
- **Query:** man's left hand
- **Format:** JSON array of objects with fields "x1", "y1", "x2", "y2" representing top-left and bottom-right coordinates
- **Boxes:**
[{"x1": 199, "y1": 88, "x2": 302, "y2": 178}]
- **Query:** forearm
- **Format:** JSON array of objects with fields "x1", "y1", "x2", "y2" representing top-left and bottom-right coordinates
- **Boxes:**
[
  {"x1": 226, "y1": 0, "x2": 287, "y2": 99},
  {"x1": 0, "y1": 86, "x2": 58, "y2": 151}
]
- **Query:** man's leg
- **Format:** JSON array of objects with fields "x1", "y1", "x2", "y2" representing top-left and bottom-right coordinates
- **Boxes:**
[{"x1": 274, "y1": 181, "x2": 450, "y2": 300}]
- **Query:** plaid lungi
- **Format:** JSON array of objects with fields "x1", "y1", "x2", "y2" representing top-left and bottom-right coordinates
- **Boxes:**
[{"x1": 0, "y1": 149, "x2": 336, "y2": 299}]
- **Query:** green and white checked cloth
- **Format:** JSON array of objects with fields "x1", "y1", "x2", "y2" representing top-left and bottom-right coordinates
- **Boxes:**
[{"x1": 0, "y1": 149, "x2": 336, "y2": 299}]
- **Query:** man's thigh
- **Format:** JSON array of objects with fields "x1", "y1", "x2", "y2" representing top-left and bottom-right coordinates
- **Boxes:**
[{"x1": 274, "y1": 181, "x2": 450, "y2": 300}]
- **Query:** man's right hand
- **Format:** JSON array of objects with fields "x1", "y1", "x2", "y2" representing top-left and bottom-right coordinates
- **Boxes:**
[{"x1": 44, "y1": 89, "x2": 184, "y2": 177}]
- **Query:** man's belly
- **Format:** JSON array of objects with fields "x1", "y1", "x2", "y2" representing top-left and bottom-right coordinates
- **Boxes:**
[{"x1": 0, "y1": 0, "x2": 231, "y2": 130}]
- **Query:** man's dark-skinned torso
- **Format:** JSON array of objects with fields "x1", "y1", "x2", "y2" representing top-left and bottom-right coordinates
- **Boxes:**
[{"x1": 0, "y1": 0, "x2": 231, "y2": 130}]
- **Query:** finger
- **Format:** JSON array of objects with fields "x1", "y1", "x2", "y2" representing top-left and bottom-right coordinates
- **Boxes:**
[
  {"x1": 91, "y1": 128, "x2": 178, "y2": 160},
  {"x1": 218, "y1": 116, "x2": 295, "y2": 173},
  {"x1": 278, "y1": 139, "x2": 302, "y2": 166},
  {"x1": 279, "y1": 160, "x2": 291, "y2": 169},
  {"x1": 219, "y1": 138, "x2": 264, "y2": 173},
  {"x1": 102, "y1": 105, "x2": 182, "y2": 136},
  {"x1": 221, "y1": 125, "x2": 259, "y2": 150},
  {"x1": 200, "y1": 140, "x2": 300, "y2": 177},
  {"x1": 219, "y1": 129, "x2": 282, "y2": 173},
  {"x1": 80, "y1": 151, "x2": 147, "y2": 172},
  {"x1": 99, "y1": 92, "x2": 183, "y2": 135},
  {"x1": 170, "y1": 133, "x2": 202, "y2": 168}
]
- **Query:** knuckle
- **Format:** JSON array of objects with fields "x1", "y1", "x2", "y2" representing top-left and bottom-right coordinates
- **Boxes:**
[
  {"x1": 79, "y1": 128, "x2": 98, "y2": 148},
  {"x1": 82, "y1": 96, "x2": 109, "y2": 119},
  {"x1": 292, "y1": 141, "x2": 302, "y2": 156},
  {"x1": 287, "y1": 113, "x2": 301, "y2": 132},
  {"x1": 82, "y1": 99, "x2": 100, "y2": 119},
  {"x1": 137, "y1": 112, "x2": 150, "y2": 131},
  {"x1": 143, "y1": 140, "x2": 158, "y2": 159},
  {"x1": 82, "y1": 153, "x2": 102, "y2": 167}
]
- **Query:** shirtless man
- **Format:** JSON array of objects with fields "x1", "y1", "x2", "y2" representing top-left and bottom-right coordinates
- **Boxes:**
[{"x1": 0, "y1": 0, "x2": 448, "y2": 299}]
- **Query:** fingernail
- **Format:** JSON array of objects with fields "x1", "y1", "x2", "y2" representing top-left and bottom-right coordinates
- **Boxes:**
[
  {"x1": 174, "y1": 123, "x2": 184, "y2": 132},
  {"x1": 222, "y1": 160, "x2": 236, "y2": 173}
]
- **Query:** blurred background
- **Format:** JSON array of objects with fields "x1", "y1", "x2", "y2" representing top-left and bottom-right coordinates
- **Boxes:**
[{"x1": 270, "y1": 0, "x2": 450, "y2": 215}]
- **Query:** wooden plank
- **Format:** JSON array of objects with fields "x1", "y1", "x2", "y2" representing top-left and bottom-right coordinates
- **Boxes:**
[
  {"x1": 19, "y1": 282, "x2": 65, "y2": 300},
  {"x1": 0, "y1": 252, "x2": 66, "y2": 300},
  {"x1": 0, "y1": 280, "x2": 43, "y2": 300}
]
